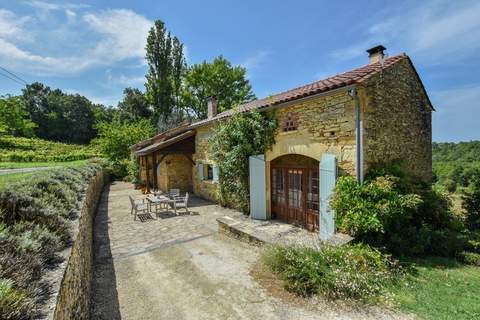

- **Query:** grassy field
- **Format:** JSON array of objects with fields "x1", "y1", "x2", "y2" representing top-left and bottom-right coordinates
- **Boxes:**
[
  {"x1": 0, "y1": 172, "x2": 36, "y2": 188},
  {"x1": 0, "y1": 160, "x2": 89, "y2": 188},
  {"x1": 392, "y1": 257, "x2": 480, "y2": 319},
  {"x1": 0, "y1": 159, "x2": 88, "y2": 169}
]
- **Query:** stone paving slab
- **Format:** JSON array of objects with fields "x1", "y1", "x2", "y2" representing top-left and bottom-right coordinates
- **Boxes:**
[
  {"x1": 91, "y1": 181, "x2": 410, "y2": 320},
  {"x1": 217, "y1": 215, "x2": 353, "y2": 248}
]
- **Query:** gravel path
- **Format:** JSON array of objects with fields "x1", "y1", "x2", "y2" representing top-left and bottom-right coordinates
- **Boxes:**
[{"x1": 90, "y1": 181, "x2": 414, "y2": 320}]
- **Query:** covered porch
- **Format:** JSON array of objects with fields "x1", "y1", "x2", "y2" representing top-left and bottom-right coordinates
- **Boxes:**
[{"x1": 136, "y1": 130, "x2": 196, "y2": 194}]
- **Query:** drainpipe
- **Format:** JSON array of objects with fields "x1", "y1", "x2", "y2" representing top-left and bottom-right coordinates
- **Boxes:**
[{"x1": 349, "y1": 87, "x2": 364, "y2": 184}]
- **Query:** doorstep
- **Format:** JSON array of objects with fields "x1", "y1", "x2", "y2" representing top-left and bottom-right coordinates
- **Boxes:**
[{"x1": 217, "y1": 215, "x2": 352, "y2": 248}]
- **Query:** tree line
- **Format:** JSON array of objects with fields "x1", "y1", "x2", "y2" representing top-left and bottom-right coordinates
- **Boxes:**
[{"x1": 433, "y1": 141, "x2": 480, "y2": 193}]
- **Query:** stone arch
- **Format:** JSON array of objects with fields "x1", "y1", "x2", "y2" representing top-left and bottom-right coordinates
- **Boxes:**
[{"x1": 271, "y1": 153, "x2": 319, "y2": 168}]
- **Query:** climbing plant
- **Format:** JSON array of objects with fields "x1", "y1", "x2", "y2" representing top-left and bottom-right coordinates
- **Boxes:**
[{"x1": 209, "y1": 110, "x2": 277, "y2": 213}]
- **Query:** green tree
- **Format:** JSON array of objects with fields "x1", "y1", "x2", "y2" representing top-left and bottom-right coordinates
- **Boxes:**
[
  {"x1": 117, "y1": 88, "x2": 152, "y2": 123},
  {"x1": 92, "y1": 103, "x2": 115, "y2": 124},
  {"x1": 183, "y1": 56, "x2": 256, "y2": 119},
  {"x1": 22, "y1": 82, "x2": 50, "y2": 136},
  {"x1": 463, "y1": 172, "x2": 480, "y2": 230},
  {"x1": 0, "y1": 95, "x2": 36, "y2": 137},
  {"x1": 94, "y1": 119, "x2": 155, "y2": 177},
  {"x1": 22, "y1": 82, "x2": 108, "y2": 144},
  {"x1": 145, "y1": 20, "x2": 186, "y2": 124},
  {"x1": 47, "y1": 92, "x2": 97, "y2": 144},
  {"x1": 95, "y1": 119, "x2": 155, "y2": 162}
]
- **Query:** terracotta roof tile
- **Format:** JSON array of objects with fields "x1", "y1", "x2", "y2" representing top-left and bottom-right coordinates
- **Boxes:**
[
  {"x1": 191, "y1": 54, "x2": 407, "y2": 127},
  {"x1": 135, "y1": 54, "x2": 413, "y2": 150}
]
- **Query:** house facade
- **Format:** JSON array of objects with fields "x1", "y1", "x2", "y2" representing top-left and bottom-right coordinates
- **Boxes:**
[{"x1": 133, "y1": 46, "x2": 433, "y2": 237}]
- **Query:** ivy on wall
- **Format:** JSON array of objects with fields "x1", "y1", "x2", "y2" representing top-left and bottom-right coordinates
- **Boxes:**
[{"x1": 209, "y1": 110, "x2": 277, "y2": 213}]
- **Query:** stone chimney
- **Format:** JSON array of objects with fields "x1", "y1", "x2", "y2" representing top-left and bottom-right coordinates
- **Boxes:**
[
  {"x1": 366, "y1": 45, "x2": 386, "y2": 64},
  {"x1": 207, "y1": 96, "x2": 217, "y2": 119}
]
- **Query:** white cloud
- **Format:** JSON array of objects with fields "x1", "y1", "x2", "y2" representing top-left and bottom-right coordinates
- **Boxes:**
[
  {"x1": 241, "y1": 50, "x2": 271, "y2": 71},
  {"x1": 84, "y1": 9, "x2": 152, "y2": 62},
  {"x1": 65, "y1": 9, "x2": 76, "y2": 23},
  {"x1": 64, "y1": 88, "x2": 120, "y2": 107},
  {"x1": 0, "y1": 9, "x2": 32, "y2": 42},
  {"x1": 0, "y1": 8, "x2": 153, "y2": 75},
  {"x1": 25, "y1": 0, "x2": 89, "y2": 11},
  {"x1": 331, "y1": 0, "x2": 480, "y2": 65},
  {"x1": 240, "y1": 50, "x2": 272, "y2": 79},
  {"x1": 105, "y1": 70, "x2": 145, "y2": 87}
]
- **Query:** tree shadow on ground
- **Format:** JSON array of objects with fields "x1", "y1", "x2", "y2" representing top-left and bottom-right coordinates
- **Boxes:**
[{"x1": 90, "y1": 185, "x2": 121, "y2": 320}]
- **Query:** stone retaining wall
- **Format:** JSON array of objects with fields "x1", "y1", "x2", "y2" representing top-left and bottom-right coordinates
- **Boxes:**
[{"x1": 49, "y1": 169, "x2": 108, "y2": 320}]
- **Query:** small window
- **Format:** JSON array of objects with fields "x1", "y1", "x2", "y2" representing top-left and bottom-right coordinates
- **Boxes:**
[
  {"x1": 206, "y1": 164, "x2": 214, "y2": 180},
  {"x1": 282, "y1": 112, "x2": 298, "y2": 132}
]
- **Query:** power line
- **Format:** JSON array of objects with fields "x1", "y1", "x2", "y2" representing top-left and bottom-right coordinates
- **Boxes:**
[
  {"x1": 0, "y1": 70, "x2": 26, "y2": 86},
  {"x1": 0, "y1": 66, "x2": 28, "y2": 85}
]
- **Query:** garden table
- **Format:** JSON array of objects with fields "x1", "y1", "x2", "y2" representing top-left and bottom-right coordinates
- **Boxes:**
[{"x1": 146, "y1": 195, "x2": 176, "y2": 215}]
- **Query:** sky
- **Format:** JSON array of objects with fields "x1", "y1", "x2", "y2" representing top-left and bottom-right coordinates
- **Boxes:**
[{"x1": 0, "y1": 0, "x2": 479, "y2": 142}]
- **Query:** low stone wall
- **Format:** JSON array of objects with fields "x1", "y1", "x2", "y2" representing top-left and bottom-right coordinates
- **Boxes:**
[
  {"x1": 49, "y1": 170, "x2": 108, "y2": 320},
  {"x1": 217, "y1": 215, "x2": 353, "y2": 248}
]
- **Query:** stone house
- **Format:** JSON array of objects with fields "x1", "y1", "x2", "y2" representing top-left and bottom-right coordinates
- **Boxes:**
[{"x1": 133, "y1": 46, "x2": 433, "y2": 239}]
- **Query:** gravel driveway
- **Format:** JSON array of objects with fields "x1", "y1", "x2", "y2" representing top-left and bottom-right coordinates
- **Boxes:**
[{"x1": 91, "y1": 181, "x2": 412, "y2": 320}]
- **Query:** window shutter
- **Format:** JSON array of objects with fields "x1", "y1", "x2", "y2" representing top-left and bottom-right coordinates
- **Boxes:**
[
  {"x1": 319, "y1": 154, "x2": 337, "y2": 241},
  {"x1": 249, "y1": 155, "x2": 267, "y2": 220},
  {"x1": 213, "y1": 165, "x2": 219, "y2": 182},
  {"x1": 198, "y1": 163, "x2": 204, "y2": 181}
]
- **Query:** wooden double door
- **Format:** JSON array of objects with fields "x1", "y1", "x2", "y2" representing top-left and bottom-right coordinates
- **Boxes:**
[{"x1": 271, "y1": 165, "x2": 320, "y2": 231}]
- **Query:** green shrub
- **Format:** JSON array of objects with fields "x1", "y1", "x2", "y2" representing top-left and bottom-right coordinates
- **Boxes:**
[
  {"x1": 126, "y1": 155, "x2": 141, "y2": 184},
  {"x1": 209, "y1": 110, "x2": 277, "y2": 212},
  {"x1": 0, "y1": 278, "x2": 32, "y2": 320},
  {"x1": 458, "y1": 251, "x2": 480, "y2": 266},
  {"x1": 332, "y1": 175, "x2": 422, "y2": 237},
  {"x1": 463, "y1": 175, "x2": 480, "y2": 230},
  {"x1": 0, "y1": 162, "x2": 103, "y2": 318},
  {"x1": 416, "y1": 188, "x2": 454, "y2": 229},
  {"x1": 262, "y1": 244, "x2": 401, "y2": 300}
]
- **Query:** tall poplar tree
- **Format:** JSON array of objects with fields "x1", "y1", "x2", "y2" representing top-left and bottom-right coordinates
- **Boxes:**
[{"x1": 145, "y1": 20, "x2": 186, "y2": 125}]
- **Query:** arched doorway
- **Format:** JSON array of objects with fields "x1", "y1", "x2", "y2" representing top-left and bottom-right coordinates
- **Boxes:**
[{"x1": 271, "y1": 154, "x2": 319, "y2": 231}]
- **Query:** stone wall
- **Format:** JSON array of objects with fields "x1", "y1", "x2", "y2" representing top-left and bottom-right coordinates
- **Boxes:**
[
  {"x1": 163, "y1": 153, "x2": 193, "y2": 193},
  {"x1": 268, "y1": 91, "x2": 357, "y2": 176},
  {"x1": 265, "y1": 91, "x2": 358, "y2": 216},
  {"x1": 192, "y1": 125, "x2": 219, "y2": 201},
  {"x1": 138, "y1": 153, "x2": 193, "y2": 193},
  {"x1": 50, "y1": 169, "x2": 108, "y2": 320},
  {"x1": 360, "y1": 57, "x2": 433, "y2": 182}
]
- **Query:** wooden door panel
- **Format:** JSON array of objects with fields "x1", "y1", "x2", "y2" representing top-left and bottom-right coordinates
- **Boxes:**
[
  {"x1": 271, "y1": 164, "x2": 319, "y2": 232},
  {"x1": 271, "y1": 168, "x2": 287, "y2": 221},
  {"x1": 306, "y1": 169, "x2": 319, "y2": 231},
  {"x1": 287, "y1": 168, "x2": 304, "y2": 227}
]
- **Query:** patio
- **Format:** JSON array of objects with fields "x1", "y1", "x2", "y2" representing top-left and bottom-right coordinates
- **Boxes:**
[{"x1": 90, "y1": 181, "x2": 409, "y2": 320}]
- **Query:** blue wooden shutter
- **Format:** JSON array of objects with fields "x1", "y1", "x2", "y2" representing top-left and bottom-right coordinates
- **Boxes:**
[
  {"x1": 198, "y1": 163, "x2": 204, "y2": 181},
  {"x1": 249, "y1": 154, "x2": 266, "y2": 220},
  {"x1": 212, "y1": 165, "x2": 219, "y2": 182},
  {"x1": 319, "y1": 154, "x2": 337, "y2": 240}
]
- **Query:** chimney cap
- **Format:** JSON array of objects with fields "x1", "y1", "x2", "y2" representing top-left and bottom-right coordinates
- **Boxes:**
[{"x1": 366, "y1": 45, "x2": 386, "y2": 55}]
